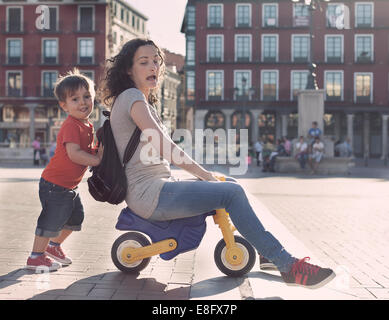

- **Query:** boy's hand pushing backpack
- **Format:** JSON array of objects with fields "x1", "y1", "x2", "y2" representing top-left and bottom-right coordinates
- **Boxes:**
[{"x1": 87, "y1": 111, "x2": 141, "y2": 205}]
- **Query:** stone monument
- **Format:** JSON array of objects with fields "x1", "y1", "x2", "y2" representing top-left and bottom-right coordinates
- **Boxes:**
[{"x1": 297, "y1": 89, "x2": 333, "y2": 157}]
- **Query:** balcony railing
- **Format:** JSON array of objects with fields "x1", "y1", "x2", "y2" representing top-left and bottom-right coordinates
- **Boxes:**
[
  {"x1": 73, "y1": 53, "x2": 100, "y2": 66},
  {"x1": 196, "y1": 88, "x2": 378, "y2": 105},
  {"x1": 0, "y1": 86, "x2": 28, "y2": 98},
  {"x1": 73, "y1": 21, "x2": 101, "y2": 33},
  {"x1": 37, "y1": 53, "x2": 63, "y2": 66},
  {"x1": 0, "y1": 21, "x2": 28, "y2": 34},
  {"x1": 1, "y1": 54, "x2": 27, "y2": 66},
  {"x1": 36, "y1": 86, "x2": 55, "y2": 98}
]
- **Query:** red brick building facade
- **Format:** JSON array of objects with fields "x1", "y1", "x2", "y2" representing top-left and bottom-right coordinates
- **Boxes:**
[
  {"x1": 0, "y1": 0, "x2": 148, "y2": 150},
  {"x1": 181, "y1": 0, "x2": 389, "y2": 158}
]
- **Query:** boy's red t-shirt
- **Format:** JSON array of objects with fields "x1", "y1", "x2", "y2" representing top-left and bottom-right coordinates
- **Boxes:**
[{"x1": 42, "y1": 115, "x2": 95, "y2": 189}]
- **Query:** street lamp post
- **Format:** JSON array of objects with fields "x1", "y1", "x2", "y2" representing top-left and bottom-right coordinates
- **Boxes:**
[
  {"x1": 292, "y1": 0, "x2": 330, "y2": 90},
  {"x1": 234, "y1": 77, "x2": 254, "y2": 145}
]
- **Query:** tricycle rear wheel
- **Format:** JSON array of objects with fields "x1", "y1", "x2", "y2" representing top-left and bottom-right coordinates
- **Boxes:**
[{"x1": 111, "y1": 232, "x2": 151, "y2": 273}]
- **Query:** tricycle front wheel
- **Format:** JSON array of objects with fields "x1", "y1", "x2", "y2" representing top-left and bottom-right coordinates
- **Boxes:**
[{"x1": 214, "y1": 235, "x2": 256, "y2": 277}]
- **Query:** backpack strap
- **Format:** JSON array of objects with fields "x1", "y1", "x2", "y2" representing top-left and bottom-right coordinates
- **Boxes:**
[
  {"x1": 122, "y1": 127, "x2": 141, "y2": 165},
  {"x1": 102, "y1": 109, "x2": 141, "y2": 166}
]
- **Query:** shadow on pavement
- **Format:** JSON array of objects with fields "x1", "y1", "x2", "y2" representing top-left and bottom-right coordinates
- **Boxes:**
[
  {"x1": 190, "y1": 276, "x2": 243, "y2": 298},
  {"x1": 27, "y1": 271, "x2": 191, "y2": 300}
]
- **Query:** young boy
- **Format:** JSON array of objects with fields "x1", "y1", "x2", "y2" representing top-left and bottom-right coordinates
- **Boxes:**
[{"x1": 26, "y1": 69, "x2": 103, "y2": 271}]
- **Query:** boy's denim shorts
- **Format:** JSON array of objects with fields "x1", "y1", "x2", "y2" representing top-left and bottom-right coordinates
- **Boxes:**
[{"x1": 35, "y1": 178, "x2": 84, "y2": 238}]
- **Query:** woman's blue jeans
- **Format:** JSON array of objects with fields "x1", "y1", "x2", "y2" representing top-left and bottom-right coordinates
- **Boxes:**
[{"x1": 149, "y1": 178, "x2": 295, "y2": 273}]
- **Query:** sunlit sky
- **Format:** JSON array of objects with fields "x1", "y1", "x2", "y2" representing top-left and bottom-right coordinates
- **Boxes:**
[{"x1": 128, "y1": 0, "x2": 187, "y2": 56}]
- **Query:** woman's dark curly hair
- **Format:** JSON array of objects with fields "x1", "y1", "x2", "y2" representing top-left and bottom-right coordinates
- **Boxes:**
[{"x1": 98, "y1": 38, "x2": 165, "y2": 109}]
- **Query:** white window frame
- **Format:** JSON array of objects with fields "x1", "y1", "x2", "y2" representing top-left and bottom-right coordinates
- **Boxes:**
[
  {"x1": 291, "y1": 34, "x2": 310, "y2": 62},
  {"x1": 207, "y1": 34, "x2": 224, "y2": 62},
  {"x1": 236, "y1": 3, "x2": 252, "y2": 28},
  {"x1": 262, "y1": 3, "x2": 278, "y2": 27},
  {"x1": 78, "y1": 37, "x2": 95, "y2": 64},
  {"x1": 208, "y1": 3, "x2": 224, "y2": 28},
  {"x1": 324, "y1": 70, "x2": 344, "y2": 101},
  {"x1": 6, "y1": 38, "x2": 23, "y2": 64},
  {"x1": 6, "y1": 6, "x2": 23, "y2": 32},
  {"x1": 206, "y1": 70, "x2": 224, "y2": 101},
  {"x1": 79, "y1": 70, "x2": 95, "y2": 81},
  {"x1": 260, "y1": 70, "x2": 279, "y2": 101},
  {"x1": 354, "y1": 72, "x2": 373, "y2": 103},
  {"x1": 186, "y1": 35, "x2": 196, "y2": 66},
  {"x1": 354, "y1": 34, "x2": 374, "y2": 62},
  {"x1": 41, "y1": 70, "x2": 58, "y2": 97},
  {"x1": 261, "y1": 34, "x2": 279, "y2": 62},
  {"x1": 234, "y1": 34, "x2": 252, "y2": 62},
  {"x1": 324, "y1": 34, "x2": 344, "y2": 63},
  {"x1": 41, "y1": 37, "x2": 59, "y2": 64},
  {"x1": 233, "y1": 70, "x2": 252, "y2": 100},
  {"x1": 78, "y1": 5, "x2": 95, "y2": 32},
  {"x1": 355, "y1": 2, "x2": 374, "y2": 28},
  {"x1": 326, "y1": 3, "x2": 346, "y2": 28},
  {"x1": 6, "y1": 70, "x2": 23, "y2": 97},
  {"x1": 290, "y1": 70, "x2": 309, "y2": 100}
]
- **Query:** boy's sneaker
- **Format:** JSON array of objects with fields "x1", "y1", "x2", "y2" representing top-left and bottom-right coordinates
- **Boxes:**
[
  {"x1": 281, "y1": 257, "x2": 335, "y2": 289},
  {"x1": 26, "y1": 254, "x2": 61, "y2": 272},
  {"x1": 259, "y1": 256, "x2": 278, "y2": 271},
  {"x1": 45, "y1": 245, "x2": 72, "y2": 265}
]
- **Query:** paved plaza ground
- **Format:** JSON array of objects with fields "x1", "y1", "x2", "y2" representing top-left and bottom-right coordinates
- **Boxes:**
[{"x1": 0, "y1": 161, "x2": 388, "y2": 300}]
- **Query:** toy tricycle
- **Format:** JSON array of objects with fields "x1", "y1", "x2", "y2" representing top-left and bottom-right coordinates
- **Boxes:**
[{"x1": 111, "y1": 177, "x2": 256, "y2": 277}]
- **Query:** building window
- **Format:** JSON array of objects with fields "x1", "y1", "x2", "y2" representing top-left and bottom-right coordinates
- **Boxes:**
[
  {"x1": 235, "y1": 35, "x2": 251, "y2": 62},
  {"x1": 355, "y1": 2, "x2": 373, "y2": 28},
  {"x1": 326, "y1": 35, "x2": 343, "y2": 63},
  {"x1": 42, "y1": 71, "x2": 57, "y2": 97},
  {"x1": 291, "y1": 71, "x2": 308, "y2": 100},
  {"x1": 354, "y1": 73, "x2": 372, "y2": 103},
  {"x1": 236, "y1": 4, "x2": 251, "y2": 28},
  {"x1": 292, "y1": 35, "x2": 310, "y2": 62},
  {"x1": 293, "y1": 3, "x2": 309, "y2": 27},
  {"x1": 186, "y1": 6, "x2": 196, "y2": 31},
  {"x1": 263, "y1": 3, "x2": 278, "y2": 27},
  {"x1": 186, "y1": 36, "x2": 195, "y2": 66},
  {"x1": 327, "y1": 3, "x2": 345, "y2": 28},
  {"x1": 7, "y1": 71, "x2": 22, "y2": 97},
  {"x1": 42, "y1": 39, "x2": 58, "y2": 64},
  {"x1": 186, "y1": 71, "x2": 195, "y2": 101},
  {"x1": 205, "y1": 111, "x2": 225, "y2": 130},
  {"x1": 325, "y1": 71, "x2": 343, "y2": 101},
  {"x1": 234, "y1": 70, "x2": 251, "y2": 100},
  {"x1": 7, "y1": 7, "x2": 22, "y2": 33},
  {"x1": 7, "y1": 39, "x2": 22, "y2": 64},
  {"x1": 355, "y1": 35, "x2": 373, "y2": 63},
  {"x1": 80, "y1": 70, "x2": 94, "y2": 81},
  {"x1": 262, "y1": 35, "x2": 278, "y2": 62},
  {"x1": 79, "y1": 6, "x2": 94, "y2": 32},
  {"x1": 261, "y1": 70, "x2": 278, "y2": 101},
  {"x1": 207, "y1": 35, "x2": 223, "y2": 62},
  {"x1": 78, "y1": 38, "x2": 94, "y2": 64},
  {"x1": 206, "y1": 70, "x2": 223, "y2": 101},
  {"x1": 208, "y1": 4, "x2": 223, "y2": 28}
]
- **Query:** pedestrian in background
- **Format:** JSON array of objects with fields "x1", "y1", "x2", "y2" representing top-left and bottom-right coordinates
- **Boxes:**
[
  {"x1": 295, "y1": 136, "x2": 308, "y2": 169},
  {"x1": 254, "y1": 138, "x2": 263, "y2": 166},
  {"x1": 26, "y1": 69, "x2": 103, "y2": 272},
  {"x1": 309, "y1": 136, "x2": 325, "y2": 174},
  {"x1": 32, "y1": 137, "x2": 41, "y2": 166}
]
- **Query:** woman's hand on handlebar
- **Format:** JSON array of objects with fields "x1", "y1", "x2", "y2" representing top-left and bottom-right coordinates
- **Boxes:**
[{"x1": 198, "y1": 171, "x2": 219, "y2": 182}]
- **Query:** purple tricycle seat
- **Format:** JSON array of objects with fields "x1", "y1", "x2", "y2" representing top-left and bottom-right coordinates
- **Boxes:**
[{"x1": 115, "y1": 207, "x2": 215, "y2": 260}]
